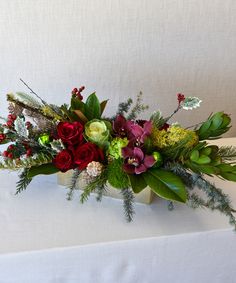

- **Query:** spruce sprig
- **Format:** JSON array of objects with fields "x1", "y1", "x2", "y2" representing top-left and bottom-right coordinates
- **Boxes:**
[
  {"x1": 96, "y1": 183, "x2": 107, "y2": 202},
  {"x1": 121, "y1": 187, "x2": 135, "y2": 222},
  {"x1": 127, "y1": 92, "x2": 149, "y2": 120},
  {"x1": 67, "y1": 169, "x2": 80, "y2": 200},
  {"x1": 15, "y1": 169, "x2": 32, "y2": 195},
  {"x1": 169, "y1": 163, "x2": 236, "y2": 229},
  {"x1": 80, "y1": 170, "x2": 108, "y2": 204},
  {"x1": 116, "y1": 98, "x2": 133, "y2": 116}
]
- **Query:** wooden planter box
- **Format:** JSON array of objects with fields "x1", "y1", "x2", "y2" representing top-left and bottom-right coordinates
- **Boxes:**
[{"x1": 57, "y1": 170, "x2": 153, "y2": 204}]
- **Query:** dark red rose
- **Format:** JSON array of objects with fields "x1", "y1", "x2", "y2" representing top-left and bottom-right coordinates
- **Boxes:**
[
  {"x1": 74, "y1": 142, "x2": 104, "y2": 170},
  {"x1": 57, "y1": 121, "x2": 84, "y2": 146},
  {"x1": 53, "y1": 150, "x2": 73, "y2": 172}
]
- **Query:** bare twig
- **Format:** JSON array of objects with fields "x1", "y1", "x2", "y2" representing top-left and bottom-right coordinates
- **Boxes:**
[{"x1": 20, "y1": 78, "x2": 47, "y2": 105}]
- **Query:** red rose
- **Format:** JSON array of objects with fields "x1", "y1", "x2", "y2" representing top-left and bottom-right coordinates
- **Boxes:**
[
  {"x1": 53, "y1": 149, "x2": 73, "y2": 172},
  {"x1": 74, "y1": 142, "x2": 104, "y2": 170},
  {"x1": 57, "y1": 122, "x2": 84, "y2": 146}
]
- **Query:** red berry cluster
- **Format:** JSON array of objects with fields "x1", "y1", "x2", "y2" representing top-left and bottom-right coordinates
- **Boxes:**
[
  {"x1": 3, "y1": 144, "x2": 15, "y2": 159},
  {"x1": 0, "y1": 133, "x2": 6, "y2": 143},
  {"x1": 177, "y1": 93, "x2": 185, "y2": 105},
  {"x1": 2, "y1": 142, "x2": 32, "y2": 159},
  {"x1": 6, "y1": 114, "x2": 17, "y2": 128},
  {"x1": 71, "y1": 86, "x2": 85, "y2": 100}
]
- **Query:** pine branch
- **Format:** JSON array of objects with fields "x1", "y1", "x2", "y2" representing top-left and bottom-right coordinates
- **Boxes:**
[
  {"x1": 168, "y1": 163, "x2": 236, "y2": 229},
  {"x1": 80, "y1": 170, "x2": 108, "y2": 203},
  {"x1": 80, "y1": 182, "x2": 97, "y2": 204},
  {"x1": 96, "y1": 183, "x2": 107, "y2": 202},
  {"x1": 15, "y1": 169, "x2": 32, "y2": 195},
  {"x1": 67, "y1": 169, "x2": 80, "y2": 200},
  {"x1": 127, "y1": 92, "x2": 149, "y2": 120},
  {"x1": 117, "y1": 98, "x2": 133, "y2": 116},
  {"x1": 121, "y1": 187, "x2": 135, "y2": 222}
]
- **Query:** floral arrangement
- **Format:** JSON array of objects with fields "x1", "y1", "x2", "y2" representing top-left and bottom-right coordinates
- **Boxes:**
[{"x1": 1, "y1": 80, "x2": 236, "y2": 226}]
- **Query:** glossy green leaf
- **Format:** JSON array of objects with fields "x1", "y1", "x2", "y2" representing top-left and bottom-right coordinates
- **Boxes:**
[
  {"x1": 190, "y1": 150, "x2": 199, "y2": 162},
  {"x1": 128, "y1": 174, "x2": 147, "y2": 193},
  {"x1": 70, "y1": 96, "x2": 85, "y2": 111},
  {"x1": 28, "y1": 164, "x2": 59, "y2": 178},
  {"x1": 220, "y1": 172, "x2": 236, "y2": 182},
  {"x1": 143, "y1": 169, "x2": 187, "y2": 203},
  {"x1": 84, "y1": 93, "x2": 101, "y2": 120},
  {"x1": 196, "y1": 155, "x2": 211, "y2": 165}
]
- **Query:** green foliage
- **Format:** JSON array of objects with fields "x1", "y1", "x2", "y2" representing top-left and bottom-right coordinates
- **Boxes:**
[
  {"x1": 184, "y1": 143, "x2": 236, "y2": 180},
  {"x1": 70, "y1": 95, "x2": 85, "y2": 111},
  {"x1": 80, "y1": 170, "x2": 108, "y2": 203},
  {"x1": 197, "y1": 112, "x2": 231, "y2": 140},
  {"x1": 116, "y1": 98, "x2": 133, "y2": 117},
  {"x1": 84, "y1": 93, "x2": 101, "y2": 120},
  {"x1": 107, "y1": 158, "x2": 130, "y2": 189},
  {"x1": 67, "y1": 169, "x2": 80, "y2": 200},
  {"x1": 15, "y1": 168, "x2": 32, "y2": 195},
  {"x1": 143, "y1": 168, "x2": 187, "y2": 203},
  {"x1": 27, "y1": 163, "x2": 59, "y2": 178},
  {"x1": 128, "y1": 174, "x2": 147, "y2": 193},
  {"x1": 127, "y1": 92, "x2": 149, "y2": 120},
  {"x1": 216, "y1": 164, "x2": 236, "y2": 182},
  {"x1": 121, "y1": 187, "x2": 135, "y2": 222},
  {"x1": 169, "y1": 163, "x2": 236, "y2": 229},
  {"x1": 0, "y1": 152, "x2": 53, "y2": 170},
  {"x1": 150, "y1": 110, "x2": 166, "y2": 128}
]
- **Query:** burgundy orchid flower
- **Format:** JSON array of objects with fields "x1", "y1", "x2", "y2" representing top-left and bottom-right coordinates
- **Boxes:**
[
  {"x1": 127, "y1": 120, "x2": 152, "y2": 145},
  {"x1": 122, "y1": 146, "x2": 156, "y2": 174},
  {"x1": 113, "y1": 115, "x2": 129, "y2": 137}
]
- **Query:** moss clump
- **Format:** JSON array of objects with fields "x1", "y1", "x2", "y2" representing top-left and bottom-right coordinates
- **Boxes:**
[{"x1": 107, "y1": 158, "x2": 130, "y2": 189}]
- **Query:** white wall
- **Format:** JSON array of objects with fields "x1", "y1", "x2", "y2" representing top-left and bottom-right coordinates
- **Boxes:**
[{"x1": 0, "y1": 0, "x2": 236, "y2": 135}]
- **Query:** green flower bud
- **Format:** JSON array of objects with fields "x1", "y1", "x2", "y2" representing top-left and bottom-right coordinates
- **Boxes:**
[
  {"x1": 152, "y1": 151, "x2": 163, "y2": 167},
  {"x1": 38, "y1": 134, "x2": 50, "y2": 146}
]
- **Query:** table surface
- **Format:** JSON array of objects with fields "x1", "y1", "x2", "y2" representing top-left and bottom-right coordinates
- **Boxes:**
[{"x1": 0, "y1": 138, "x2": 236, "y2": 255}]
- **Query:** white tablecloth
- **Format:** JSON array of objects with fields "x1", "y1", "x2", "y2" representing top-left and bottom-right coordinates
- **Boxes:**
[{"x1": 0, "y1": 138, "x2": 236, "y2": 283}]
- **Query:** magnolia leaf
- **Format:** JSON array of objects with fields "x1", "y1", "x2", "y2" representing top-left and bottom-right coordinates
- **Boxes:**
[
  {"x1": 28, "y1": 163, "x2": 59, "y2": 178},
  {"x1": 143, "y1": 169, "x2": 187, "y2": 203},
  {"x1": 85, "y1": 93, "x2": 101, "y2": 120},
  {"x1": 14, "y1": 117, "x2": 29, "y2": 138},
  {"x1": 182, "y1": 97, "x2": 202, "y2": 110},
  {"x1": 128, "y1": 174, "x2": 147, "y2": 193}
]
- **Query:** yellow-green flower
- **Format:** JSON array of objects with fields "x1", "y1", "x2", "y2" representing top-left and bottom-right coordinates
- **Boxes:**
[
  {"x1": 108, "y1": 137, "x2": 129, "y2": 159},
  {"x1": 151, "y1": 125, "x2": 198, "y2": 149},
  {"x1": 85, "y1": 119, "x2": 110, "y2": 146}
]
